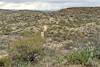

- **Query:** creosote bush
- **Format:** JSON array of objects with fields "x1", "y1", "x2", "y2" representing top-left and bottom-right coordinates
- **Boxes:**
[{"x1": 9, "y1": 32, "x2": 45, "y2": 64}]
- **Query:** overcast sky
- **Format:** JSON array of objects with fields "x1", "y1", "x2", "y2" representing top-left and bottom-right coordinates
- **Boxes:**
[{"x1": 0, "y1": 0, "x2": 99, "y2": 10}]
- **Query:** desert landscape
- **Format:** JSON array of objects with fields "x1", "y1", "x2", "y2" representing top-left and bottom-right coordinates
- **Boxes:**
[{"x1": 0, "y1": 7, "x2": 100, "y2": 67}]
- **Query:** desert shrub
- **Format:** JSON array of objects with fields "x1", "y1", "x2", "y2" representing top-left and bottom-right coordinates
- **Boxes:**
[
  {"x1": 9, "y1": 32, "x2": 45, "y2": 64},
  {"x1": 13, "y1": 62, "x2": 33, "y2": 67},
  {"x1": 0, "y1": 57, "x2": 11, "y2": 67},
  {"x1": 20, "y1": 30, "x2": 35, "y2": 37},
  {"x1": 94, "y1": 48, "x2": 100, "y2": 59},
  {"x1": 65, "y1": 47, "x2": 94, "y2": 65}
]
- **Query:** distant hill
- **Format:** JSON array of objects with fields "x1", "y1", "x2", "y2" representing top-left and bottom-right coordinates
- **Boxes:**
[
  {"x1": 58, "y1": 7, "x2": 100, "y2": 14},
  {"x1": 0, "y1": 7, "x2": 100, "y2": 15}
]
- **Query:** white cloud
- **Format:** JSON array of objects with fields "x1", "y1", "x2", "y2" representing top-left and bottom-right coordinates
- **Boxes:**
[
  {"x1": 30, "y1": 0, "x2": 100, "y2": 3},
  {"x1": 0, "y1": 2, "x2": 63, "y2": 10},
  {"x1": 0, "y1": 2, "x2": 51, "y2": 10},
  {"x1": 0, "y1": 1, "x2": 99, "y2": 10}
]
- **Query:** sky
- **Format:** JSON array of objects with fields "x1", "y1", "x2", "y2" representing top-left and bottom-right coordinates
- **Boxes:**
[{"x1": 0, "y1": 0, "x2": 99, "y2": 10}]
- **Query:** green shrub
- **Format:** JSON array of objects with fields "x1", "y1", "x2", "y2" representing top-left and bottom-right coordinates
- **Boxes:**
[
  {"x1": 65, "y1": 47, "x2": 94, "y2": 65},
  {"x1": 9, "y1": 32, "x2": 45, "y2": 63},
  {"x1": 94, "y1": 48, "x2": 100, "y2": 59},
  {"x1": 0, "y1": 57, "x2": 11, "y2": 67},
  {"x1": 14, "y1": 62, "x2": 33, "y2": 67},
  {"x1": 20, "y1": 31, "x2": 35, "y2": 37}
]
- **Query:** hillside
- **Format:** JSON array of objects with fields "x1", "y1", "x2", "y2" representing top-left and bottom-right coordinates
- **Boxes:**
[
  {"x1": 59, "y1": 7, "x2": 100, "y2": 14},
  {"x1": 0, "y1": 7, "x2": 100, "y2": 67},
  {"x1": 0, "y1": 7, "x2": 100, "y2": 48}
]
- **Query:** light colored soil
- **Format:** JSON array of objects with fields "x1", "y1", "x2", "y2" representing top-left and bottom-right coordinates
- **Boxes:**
[{"x1": 66, "y1": 65, "x2": 85, "y2": 67}]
